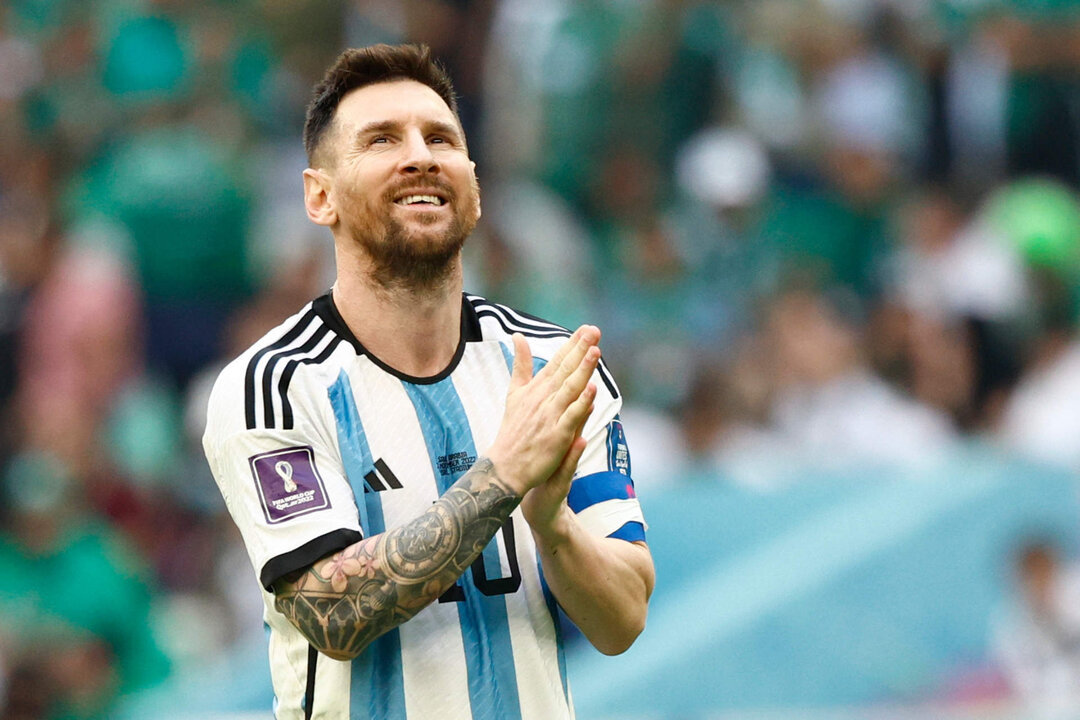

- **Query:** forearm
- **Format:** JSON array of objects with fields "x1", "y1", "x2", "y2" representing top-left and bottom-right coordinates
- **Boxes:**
[
  {"x1": 273, "y1": 457, "x2": 520, "y2": 660},
  {"x1": 534, "y1": 513, "x2": 654, "y2": 655}
]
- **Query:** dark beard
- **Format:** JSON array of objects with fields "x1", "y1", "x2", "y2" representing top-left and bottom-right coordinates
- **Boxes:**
[
  {"x1": 343, "y1": 177, "x2": 478, "y2": 293},
  {"x1": 367, "y1": 212, "x2": 468, "y2": 291}
]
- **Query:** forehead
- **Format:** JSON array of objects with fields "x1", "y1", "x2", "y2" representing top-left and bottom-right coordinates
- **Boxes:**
[{"x1": 335, "y1": 79, "x2": 458, "y2": 130}]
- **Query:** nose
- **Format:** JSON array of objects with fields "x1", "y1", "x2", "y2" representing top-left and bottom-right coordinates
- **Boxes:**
[{"x1": 398, "y1": 128, "x2": 438, "y2": 175}]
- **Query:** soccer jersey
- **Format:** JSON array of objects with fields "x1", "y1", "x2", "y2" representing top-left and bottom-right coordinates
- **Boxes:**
[{"x1": 203, "y1": 291, "x2": 646, "y2": 720}]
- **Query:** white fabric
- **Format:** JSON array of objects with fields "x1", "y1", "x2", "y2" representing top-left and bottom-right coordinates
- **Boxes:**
[{"x1": 203, "y1": 296, "x2": 643, "y2": 719}]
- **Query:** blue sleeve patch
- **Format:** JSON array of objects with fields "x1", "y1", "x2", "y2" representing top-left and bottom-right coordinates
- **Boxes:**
[
  {"x1": 567, "y1": 470, "x2": 638, "y2": 513},
  {"x1": 608, "y1": 521, "x2": 646, "y2": 543},
  {"x1": 607, "y1": 417, "x2": 631, "y2": 477}
]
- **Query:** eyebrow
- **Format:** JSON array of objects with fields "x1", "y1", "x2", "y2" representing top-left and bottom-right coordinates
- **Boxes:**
[{"x1": 354, "y1": 119, "x2": 464, "y2": 143}]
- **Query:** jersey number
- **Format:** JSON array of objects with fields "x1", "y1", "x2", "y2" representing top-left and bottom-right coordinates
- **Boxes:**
[{"x1": 438, "y1": 519, "x2": 521, "y2": 602}]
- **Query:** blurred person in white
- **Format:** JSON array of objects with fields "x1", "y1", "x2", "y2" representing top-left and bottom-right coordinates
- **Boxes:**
[
  {"x1": 666, "y1": 126, "x2": 778, "y2": 352},
  {"x1": 989, "y1": 179, "x2": 1080, "y2": 470},
  {"x1": 737, "y1": 7, "x2": 914, "y2": 303},
  {"x1": 202, "y1": 44, "x2": 652, "y2": 719},
  {"x1": 888, "y1": 188, "x2": 1031, "y2": 326},
  {"x1": 878, "y1": 187, "x2": 1031, "y2": 432},
  {"x1": 717, "y1": 288, "x2": 957, "y2": 488},
  {"x1": 993, "y1": 540, "x2": 1080, "y2": 718}
]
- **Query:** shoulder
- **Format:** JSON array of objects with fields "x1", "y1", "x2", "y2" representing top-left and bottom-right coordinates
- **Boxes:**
[
  {"x1": 465, "y1": 292, "x2": 620, "y2": 400},
  {"x1": 206, "y1": 300, "x2": 346, "y2": 437},
  {"x1": 466, "y1": 293, "x2": 570, "y2": 357}
]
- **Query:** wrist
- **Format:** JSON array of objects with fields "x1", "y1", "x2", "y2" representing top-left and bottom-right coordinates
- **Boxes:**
[
  {"x1": 479, "y1": 452, "x2": 528, "y2": 498},
  {"x1": 531, "y1": 504, "x2": 576, "y2": 555}
]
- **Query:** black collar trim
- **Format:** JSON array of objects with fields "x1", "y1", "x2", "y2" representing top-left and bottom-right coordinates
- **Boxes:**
[{"x1": 313, "y1": 290, "x2": 483, "y2": 385}]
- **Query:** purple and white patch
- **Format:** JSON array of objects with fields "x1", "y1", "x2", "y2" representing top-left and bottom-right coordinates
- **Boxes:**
[{"x1": 249, "y1": 446, "x2": 330, "y2": 524}]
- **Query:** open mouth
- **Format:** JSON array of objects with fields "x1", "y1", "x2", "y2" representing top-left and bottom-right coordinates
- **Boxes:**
[{"x1": 394, "y1": 193, "x2": 447, "y2": 207}]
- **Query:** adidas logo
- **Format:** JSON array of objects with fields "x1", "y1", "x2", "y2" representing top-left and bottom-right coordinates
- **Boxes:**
[{"x1": 363, "y1": 459, "x2": 402, "y2": 493}]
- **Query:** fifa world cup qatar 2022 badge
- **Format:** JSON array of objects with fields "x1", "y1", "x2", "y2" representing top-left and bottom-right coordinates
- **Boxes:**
[{"x1": 249, "y1": 446, "x2": 330, "y2": 524}]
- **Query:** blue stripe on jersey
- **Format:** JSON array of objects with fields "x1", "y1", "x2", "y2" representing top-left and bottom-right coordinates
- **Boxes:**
[
  {"x1": 567, "y1": 470, "x2": 638, "y2": 512},
  {"x1": 402, "y1": 378, "x2": 522, "y2": 720},
  {"x1": 498, "y1": 343, "x2": 514, "y2": 374},
  {"x1": 497, "y1": 342, "x2": 548, "y2": 378},
  {"x1": 537, "y1": 563, "x2": 571, "y2": 706},
  {"x1": 328, "y1": 371, "x2": 407, "y2": 720}
]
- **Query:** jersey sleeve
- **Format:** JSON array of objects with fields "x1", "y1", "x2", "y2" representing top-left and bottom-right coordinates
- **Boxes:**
[
  {"x1": 203, "y1": 359, "x2": 363, "y2": 591},
  {"x1": 567, "y1": 360, "x2": 647, "y2": 543}
]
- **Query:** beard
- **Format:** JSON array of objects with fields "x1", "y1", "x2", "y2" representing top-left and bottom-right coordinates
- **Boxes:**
[{"x1": 343, "y1": 178, "x2": 479, "y2": 293}]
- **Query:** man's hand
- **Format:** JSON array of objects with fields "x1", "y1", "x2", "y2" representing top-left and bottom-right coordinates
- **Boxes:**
[
  {"x1": 499, "y1": 327, "x2": 653, "y2": 656},
  {"x1": 486, "y1": 326, "x2": 600, "y2": 497},
  {"x1": 518, "y1": 425, "x2": 585, "y2": 549}
]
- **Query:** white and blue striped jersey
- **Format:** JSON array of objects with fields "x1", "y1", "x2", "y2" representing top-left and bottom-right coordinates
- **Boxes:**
[{"x1": 203, "y1": 291, "x2": 646, "y2": 720}]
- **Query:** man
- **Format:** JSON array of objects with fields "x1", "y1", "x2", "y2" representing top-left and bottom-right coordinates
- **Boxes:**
[{"x1": 203, "y1": 44, "x2": 654, "y2": 719}]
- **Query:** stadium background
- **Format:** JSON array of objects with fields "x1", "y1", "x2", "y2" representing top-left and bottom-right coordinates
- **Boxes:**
[{"x1": 5, "y1": 0, "x2": 1080, "y2": 718}]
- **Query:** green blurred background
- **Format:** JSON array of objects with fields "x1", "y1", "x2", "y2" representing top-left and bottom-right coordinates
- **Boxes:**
[{"x1": 7, "y1": 0, "x2": 1080, "y2": 718}]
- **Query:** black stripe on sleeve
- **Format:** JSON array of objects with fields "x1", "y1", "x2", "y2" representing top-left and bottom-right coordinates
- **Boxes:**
[
  {"x1": 470, "y1": 299, "x2": 621, "y2": 399},
  {"x1": 261, "y1": 325, "x2": 330, "y2": 428},
  {"x1": 260, "y1": 528, "x2": 363, "y2": 591},
  {"x1": 304, "y1": 645, "x2": 318, "y2": 720},
  {"x1": 494, "y1": 302, "x2": 570, "y2": 334},
  {"x1": 474, "y1": 309, "x2": 570, "y2": 339},
  {"x1": 279, "y1": 337, "x2": 344, "y2": 430},
  {"x1": 597, "y1": 359, "x2": 619, "y2": 399},
  {"x1": 244, "y1": 309, "x2": 318, "y2": 429}
]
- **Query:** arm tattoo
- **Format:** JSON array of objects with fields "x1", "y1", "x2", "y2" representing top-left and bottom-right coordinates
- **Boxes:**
[{"x1": 273, "y1": 457, "x2": 520, "y2": 660}]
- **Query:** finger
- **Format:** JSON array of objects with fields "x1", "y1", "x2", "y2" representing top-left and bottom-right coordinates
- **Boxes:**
[
  {"x1": 535, "y1": 326, "x2": 582, "y2": 381},
  {"x1": 548, "y1": 433, "x2": 588, "y2": 497},
  {"x1": 548, "y1": 326, "x2": 599, "y2": 386},
  {"x1": 553, "y1": 345, "x2": 600, "y2": 410},
  {"x1": 559, "y1": 381, "x2": 597, "y2": 435},
  {"x1": 509, "y1": 334, "x2": 533, "y2": 389}
]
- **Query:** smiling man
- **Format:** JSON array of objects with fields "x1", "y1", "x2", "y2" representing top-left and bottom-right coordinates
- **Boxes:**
[{"x1": 203, "y1": 44, "x2": 653, "y2": 720}]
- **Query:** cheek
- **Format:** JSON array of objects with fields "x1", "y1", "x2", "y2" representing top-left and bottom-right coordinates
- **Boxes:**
[
  {"x1": 466, "y1": 174, "x2": 481, "y2": 220},
  {"x1": 337, "y1": 181, "x2": 376, "y2": 219}
]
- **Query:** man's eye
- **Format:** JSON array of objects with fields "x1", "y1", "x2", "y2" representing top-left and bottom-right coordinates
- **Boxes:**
[
  {"x1": 371, "y1": 136, "x2": 389, "y2": 145},
  {"x1": 429, "y1": 136, "x2": 446, "y2": 144}
]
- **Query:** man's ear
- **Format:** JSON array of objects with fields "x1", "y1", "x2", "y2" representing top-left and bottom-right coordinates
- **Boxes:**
[
  {"x1": 470, "y1": 161, "x2": 482, "y2": 222},
  {"x1": 303, "y1": 168, "x2": 337, "y2": 227}
]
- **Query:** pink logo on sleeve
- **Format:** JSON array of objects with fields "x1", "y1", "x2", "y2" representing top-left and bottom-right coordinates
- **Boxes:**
[{"x1": 249, "y1": 446, "x2": 330, "y2": 524}]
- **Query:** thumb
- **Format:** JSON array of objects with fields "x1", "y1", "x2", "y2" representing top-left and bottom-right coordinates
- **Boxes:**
[{"x1": 510, "y1": 333, "x2": 533, "y2": 389}]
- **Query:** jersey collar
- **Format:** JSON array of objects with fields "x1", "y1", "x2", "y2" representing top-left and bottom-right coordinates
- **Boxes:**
[{"x1": 313, "y1": 290, "x2": 483, "y2": 385}]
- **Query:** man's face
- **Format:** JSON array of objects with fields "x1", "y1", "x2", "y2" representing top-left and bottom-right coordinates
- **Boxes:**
[{"x1": 320, "y1": 80, "x2": 480, "y2": 289}]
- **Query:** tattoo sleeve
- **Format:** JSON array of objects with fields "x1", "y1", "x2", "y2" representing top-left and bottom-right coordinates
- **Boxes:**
[{"x1": 273, "y1": 457, "x2": 520, "y2": 660}]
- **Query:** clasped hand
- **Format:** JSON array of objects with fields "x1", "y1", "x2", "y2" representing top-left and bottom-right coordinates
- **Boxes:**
[{"x1": 486, "y1": 326, "x2": 601, "y2": 534}]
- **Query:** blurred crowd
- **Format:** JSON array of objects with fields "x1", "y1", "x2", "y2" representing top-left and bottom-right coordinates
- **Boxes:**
[{"x1": 6, "y1": 0, "x2": 1080, "y2": 717}]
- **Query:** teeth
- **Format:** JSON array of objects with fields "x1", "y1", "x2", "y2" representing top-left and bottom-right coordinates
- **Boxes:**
[{"x1": 398, "y1": 194, "x2": 444, "y2": 206}]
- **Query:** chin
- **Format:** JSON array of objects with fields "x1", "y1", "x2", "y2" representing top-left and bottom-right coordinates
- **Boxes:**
[{"x1": 358, "y1": 220, "x2": 468, "y2": 289}]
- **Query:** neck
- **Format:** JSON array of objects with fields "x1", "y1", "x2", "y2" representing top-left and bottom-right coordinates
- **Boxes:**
[{"x1": 332, "y1": 246, "x2": 464, "y2": 378}]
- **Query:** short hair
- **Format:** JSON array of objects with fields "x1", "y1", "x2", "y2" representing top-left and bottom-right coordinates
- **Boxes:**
[{"x1": 303, "y1": 43, "x2": 459, "y2": 166}]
